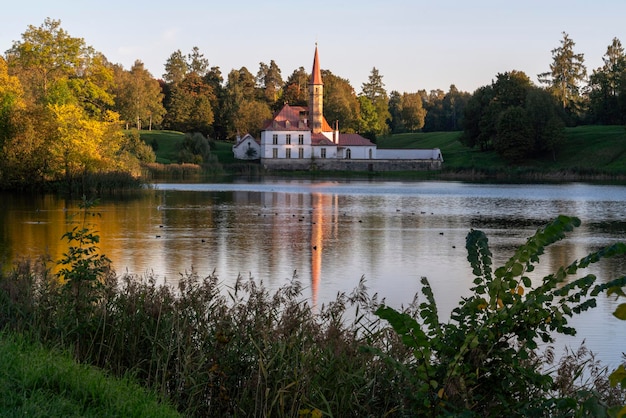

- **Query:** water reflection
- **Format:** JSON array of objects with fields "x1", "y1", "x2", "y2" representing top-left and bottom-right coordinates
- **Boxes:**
[{"x1": 1, "y1": 181, "x2": 625, "y2": 366}]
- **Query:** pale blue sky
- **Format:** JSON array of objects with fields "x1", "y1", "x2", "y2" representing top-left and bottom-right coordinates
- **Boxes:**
[{"x1": 3, "y1": 1, "x2": 626, "y2": 94}]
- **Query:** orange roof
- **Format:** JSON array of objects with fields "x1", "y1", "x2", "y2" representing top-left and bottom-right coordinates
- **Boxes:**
[{"x1": 310, "y1": 45, "x2": 323, "y2": 86}]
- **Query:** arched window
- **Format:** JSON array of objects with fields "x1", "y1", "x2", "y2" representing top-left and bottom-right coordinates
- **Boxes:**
[
  {"x1": 346, "y1": 148, "x2": 352, "y2": 159},
  {"x1": 369, "y1": 149, "x2": 372, "y2": 159}
]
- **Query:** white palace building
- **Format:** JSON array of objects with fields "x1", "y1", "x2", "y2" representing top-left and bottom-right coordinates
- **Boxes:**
[{"x1": 233, "y1": 46, "x2": 443, "y2": 172}]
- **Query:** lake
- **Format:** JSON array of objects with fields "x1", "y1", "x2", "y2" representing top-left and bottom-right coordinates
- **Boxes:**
[{"x1": 1, "y1": 179, "x2": 625, "y2": 367}]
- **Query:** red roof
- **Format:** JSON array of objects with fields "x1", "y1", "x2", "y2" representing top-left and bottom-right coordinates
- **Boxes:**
[
  {"x1": 262, "y1": 104, "x2": 309, "y2": 131},
  {"x1": 311, "y1": 133, "x2": 335, "y2": 146},
  {"x1": 262, "y1": 104, "x2": 333, "y2": 132},
  {"x1": 338, "y1": 133, "x2": 375, "y2": 146},
  {"x1": 310, "y1": 45, "x2": 323, "y2": 86}
]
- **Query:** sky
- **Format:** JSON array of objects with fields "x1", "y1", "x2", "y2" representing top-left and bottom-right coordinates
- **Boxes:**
[{"x1": 2, "y1": 0, "x2": 626, "y2": 94}]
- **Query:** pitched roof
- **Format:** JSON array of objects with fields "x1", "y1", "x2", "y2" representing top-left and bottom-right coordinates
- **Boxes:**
[
  {"x1": 311, "y1": 133, "x2": 336, "y2": 146},
  {"x1": 232, "y1": 133, "x2": 260, "y2": 148},
  {"x1": 338, "y1": 133, "x2": 375, "y2": 146},
  {"x1": 262, "y1": 104, "x2": 309, "y2": 131},
  {"x1": 262, "y1": 103, "x2": 334, "y2": 132},
  {"x1": 310, "y1": 45, "x2": 323, "y2": 86}
]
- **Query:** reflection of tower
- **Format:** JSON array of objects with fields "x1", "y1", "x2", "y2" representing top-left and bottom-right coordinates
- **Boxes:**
[
  {"x1": 310, "y1": 193, "x2": 325, "y2": 308},
  {"x1": 309, "y1": 44, "x2": 324, "y2": 134}
]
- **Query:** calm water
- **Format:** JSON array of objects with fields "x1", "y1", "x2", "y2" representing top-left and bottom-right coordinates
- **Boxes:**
[{"x1": 1, "y1": 180, "x2": 625, "y2": 366}]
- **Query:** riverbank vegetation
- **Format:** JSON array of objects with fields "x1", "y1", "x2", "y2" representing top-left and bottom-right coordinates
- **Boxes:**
[{"x1": 1, "y1": 202, "x2": 624, "y2": 416}]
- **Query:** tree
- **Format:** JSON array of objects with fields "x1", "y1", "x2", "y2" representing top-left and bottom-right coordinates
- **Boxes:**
[
  {"x1": 164, "y1": 72, "x2": 215, "y2": 134},
  {"x1": 233, "y1": 100, "x2": 272, "y2": 138},
  {"x1": 6, "y1": 18, "x2": 115, "y2": 117},
  {"x1": 0, "y1": 56, "x2": 25, "y2": 144},
  {"x1": 387, "y1": 90, "x2": 404, "y2": 133},
  {"x1": 322, "y1": 70, "x2": 360, "y2": 133},
  {"x1": 6, "y1": 18, "x2": 83, "y2": 102},
  {"x1": 360, "y1": 67, "x2": 390, "y2": 136},
  {"x1": 588, "y1": 37, "x2": 626, "y2": 124},
  {"x1": 221, "y1": 67, "x2": 258, "y2": 139},
  {"x1": 187, "y1": 46, "x2": 209, "y2": 76},
  {"x1": 357, "y1": 95, "x2": 379, "y2": 138},
  {"x1": 48, "y1": 103, "x2": 124, "y2": 181},
  {"x1": 163, "y1": 50, "x2": 188, "y2": 85},
  {"x1": 256, "y1": 60, "x2": 283, "y2": 108},
  {"x1": 282, "y1": 66, "x2": 309, "y2": 106},
  {"x1": 461, "y1": 71, "x2": 565, "y2": 161},
  {"x1": 538, "y1": 32, "x2": 587, "y2": 119},
  {"x1": 112, "y1": 61, "x2": 165, "y2": 130},
  {"x1": 494, "y1": 106, "x2": 534, "y2": 162},
  {"x1": 400, "y1": 92, "x2": 426, "y2": 132}
]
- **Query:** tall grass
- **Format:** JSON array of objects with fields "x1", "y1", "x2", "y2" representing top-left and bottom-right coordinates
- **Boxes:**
[{"x1": 0, "y1": 261, "x2": 408, "y2": 416}]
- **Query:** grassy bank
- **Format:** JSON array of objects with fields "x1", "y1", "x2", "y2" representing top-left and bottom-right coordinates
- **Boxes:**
[
  {"x1": 377, "y1": 125, "x2": 626, "y2": 179},
  {"x1": 0, "y1": 332, "x2": 180, "y2": 417},
  {"x1": 141, "y1": 125, "x2": 626, "y2": 180}
]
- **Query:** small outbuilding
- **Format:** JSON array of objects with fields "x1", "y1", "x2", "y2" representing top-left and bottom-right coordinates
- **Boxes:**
[{"x1": 232, "y1": 133, "x2": 261, "y2": 160}]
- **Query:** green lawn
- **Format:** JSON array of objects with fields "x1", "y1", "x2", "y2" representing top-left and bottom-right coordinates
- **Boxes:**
[
  {"x1": 378, "y1": 126, "x2": 626, "y2": 173},
  {"x1": 138, "y1": 130, "x2": 185, "y2": 164},
  {"x1": 139, "y1": 126, "x2": 626, "y2": 176},
  {"x1": 0, "y1": 332, "x2": 180, "y2": 417}
]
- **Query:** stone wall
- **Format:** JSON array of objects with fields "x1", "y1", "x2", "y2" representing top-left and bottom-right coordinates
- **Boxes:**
[{"x1": 261, "y1": 158, "x2": 442, "y2": 171}]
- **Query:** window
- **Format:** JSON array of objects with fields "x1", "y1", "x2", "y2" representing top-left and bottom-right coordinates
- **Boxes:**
[
  {"x1": 272, "y1": 134, "x2": 278, "y2": 145},
  {"x1": 298, "y1": 134, "x2": 304, "y2": 145},
  {"x1": 321, "y1": 148, "x2": 326, "y2": 158},
  {"x1": 272, "y1": 148, "x2": 278, "y2": 158},
  {"x1": 286, "y1": 134, "x2": 291, "y2": 145},
  {"x1": 369, "y1": 149, "x2": 373, "y2": 159},
  {"x1": 286, "y1": 148, "x2": 291, "y2": 159},
  {"x1": 346, "y1": 148, "x2": 352, "y2": 159},
  {"x1": 299, "y1": 148, "x2": 304, "y2": 159}
]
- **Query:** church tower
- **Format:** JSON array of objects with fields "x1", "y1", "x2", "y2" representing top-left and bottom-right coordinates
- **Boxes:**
[{"x1": 309, "y1": 44, "x2": 323, "y2": 134}]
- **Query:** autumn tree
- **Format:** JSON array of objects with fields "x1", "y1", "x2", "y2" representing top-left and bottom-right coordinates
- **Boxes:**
[
  {"x1": 165, "y1": 72, "x2": 215, "y2": 134},
  {"x1": 3, "y1": 19, "x2": 145, "y2": 186},
  {"x1": 221, "y1": 67, "x2": 265, "y2": 139},
  {"x1": 256, "y1": 60, "x2": 283, "y2": 109},
  {"x1": 6, "y1": 18, "x2": 115, "y2": 116},
  {"x1": 112, "y1": 61, "x2": 165, "y2": 130},
  {"x1": 360, "y1": 67, "x2": 390, "y2": 136},
  {"x1": 162, "y1": 47, "x2": 216, "y2": 135},
  {"x1": 282, "y1": 66, "x2": 309, "y2": 106},
  {"x1": 538, "y1": 32, "x2": 587, "y2": 121}
]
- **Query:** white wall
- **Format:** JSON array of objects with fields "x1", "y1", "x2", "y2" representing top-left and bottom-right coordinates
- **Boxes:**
[
  {"x1": 260, "y1": 130, "x2": 312, "y2": 159},
  {"x1": 376, "y1": 148, "x2": 443, "y2": 161}
]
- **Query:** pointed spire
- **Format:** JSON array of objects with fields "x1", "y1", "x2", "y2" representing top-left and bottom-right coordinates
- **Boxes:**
[{"x1": 310, "y1": 43, "x2": 323, "y2": 85}]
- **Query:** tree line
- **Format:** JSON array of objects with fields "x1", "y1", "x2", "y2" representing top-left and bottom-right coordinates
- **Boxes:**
[{"x1": 2, "y1": 19, "x2": 625, "y2": 187}]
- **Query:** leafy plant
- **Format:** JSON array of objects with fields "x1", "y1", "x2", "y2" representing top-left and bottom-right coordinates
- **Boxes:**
[
  {"x1": 374, "y1": 215, "x2": 626, "y2": 416},
  {"x1": 56, "y1": 196, "x2": 113, "y2": 357},
  {"x1": 608, "y1": 286, "x2": 626, "y2": 418}
]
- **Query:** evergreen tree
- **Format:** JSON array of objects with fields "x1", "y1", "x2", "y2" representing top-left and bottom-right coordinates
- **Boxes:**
[
  {"x1": 360, "y1": 67, "x2": 390, "y2": 136},
  {"x1": 538, "y1": 32, "x2": 587, "y2": 121}
]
